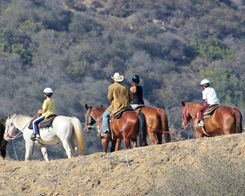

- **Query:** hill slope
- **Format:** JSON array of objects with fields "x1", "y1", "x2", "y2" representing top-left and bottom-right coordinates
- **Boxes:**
[{"x1": 0, "y1": 133, "x2": 244, "y2": 195}]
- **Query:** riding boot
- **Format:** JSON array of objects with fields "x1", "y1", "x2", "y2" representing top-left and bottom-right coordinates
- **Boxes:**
[
  {"x1": 100, "y1": 131, "x2": 110, "y2": 139},
  {"x1": 31, "y1": 133, "x2": 40, "y2": 141},
  {"x1": 197, "y1": 120, "x2": 204, "y2": 127}
]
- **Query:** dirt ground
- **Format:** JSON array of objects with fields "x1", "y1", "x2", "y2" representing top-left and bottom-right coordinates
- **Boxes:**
[{"x1": 0, "y1": 133, "x2": 244, "y2": 196}]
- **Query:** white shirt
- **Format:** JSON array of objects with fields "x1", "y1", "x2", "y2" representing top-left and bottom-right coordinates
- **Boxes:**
[{"x1": 202, "y1": 87, "x2": 220, "y2": 104}]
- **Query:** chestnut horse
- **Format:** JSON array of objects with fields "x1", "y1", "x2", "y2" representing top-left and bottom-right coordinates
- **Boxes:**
[
  {"x1": 137, "y1": 107, "x2": 170, "y2": 145},
  {"x1": 0, "y1": 119, "x2": 7, "y2": 160},
  {"x1": 181, "y1": 102, "x2": 243, "y2": 138},
  {"x1": 84, "y1": 104, "x2": 144, "y2": 152}
]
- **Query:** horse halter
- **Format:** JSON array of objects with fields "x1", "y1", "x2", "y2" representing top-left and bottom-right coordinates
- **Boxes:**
[{"x1": 4, "y1": 120, "x2": 22, "y2": 140}]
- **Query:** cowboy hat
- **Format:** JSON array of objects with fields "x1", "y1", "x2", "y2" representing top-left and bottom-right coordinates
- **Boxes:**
[{"x1": 111, "y1": 72, "x2": 124, "y2": 82}]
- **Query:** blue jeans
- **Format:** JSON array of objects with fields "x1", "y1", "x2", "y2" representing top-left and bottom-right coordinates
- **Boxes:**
[
  {"x1": 33, "y1": 116, "x2": 45, "y2": 134},
  {"x1": 102, "y1": 111, "x2": 111, "y2": 133}
]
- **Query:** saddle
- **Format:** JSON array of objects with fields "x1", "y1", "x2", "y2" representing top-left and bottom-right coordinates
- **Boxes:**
[
  {"x1": 203, "y1": 104, "x2": 221, "y2": 119},
  {"x1": 134, "y1": 105, "x2": 145, "y2": 110},
  {"x1": 113, "y1": 106, "x2": 134, "y2": 119},
  {"x1": 28, "y1": 114, "x2": 57, "y2": 129}
]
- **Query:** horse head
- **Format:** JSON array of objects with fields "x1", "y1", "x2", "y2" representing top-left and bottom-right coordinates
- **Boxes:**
[
  {"x1": 181, "y1": 102, "x2": 192, "y2": 127},
  {"x1": 4, "y1": 114, "x2": 19, "y2": 141},
  {"x1": 84, "y1": 104, "x2": 96, "y2": 132}
]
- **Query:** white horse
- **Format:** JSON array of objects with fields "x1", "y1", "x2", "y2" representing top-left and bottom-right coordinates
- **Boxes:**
[{"x1": 4, "y1": 114, "x2": 85, "y2": 161}]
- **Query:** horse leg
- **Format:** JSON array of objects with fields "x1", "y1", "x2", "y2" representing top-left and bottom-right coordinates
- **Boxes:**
[
  {"x1": 61, "y1": 140, "x2": 72, "y2": 158},
  {"x1": 70, "y1": 139, "x2": 76, "y2": 156},
  {"x1": 41, "y1": 145, "x2": 49, "y2": 161},
  {"x1": 156, "y1": 131, "x2": 162, "y2": 144},
  {"x1": 124, "y1": 137, "x2": 131, "y2": 149},
  {"x1": 110, "y1": 139, "x2": 116, "y2": 152},
  {"x1": 115, "y1": 138, "x2": 121, "y2": 151},
  {"x1": 148, "y1": 130, "x2": 157, "y2": 144},
  {"x1": 25, "y1": 141, "x2": 34, "y2": 161},
  {"x1": 0, "y1": 141, "x2": 7, "y2": 160},
  {"x1": 130, "y1": 138, "x2": 137, "y2": 148},
  {"x1": 101, "y1": 137, "x2": 109, "y2": 152},
  {"x1": 194, "y1": 129, "x2": 204, "y2": 138}
]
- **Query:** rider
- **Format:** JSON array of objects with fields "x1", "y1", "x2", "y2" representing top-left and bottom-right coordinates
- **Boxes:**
[
  {"x1": 32, "y1": 87, "x2": 56, "y2": 140},
  {"x1": 197, "y1": 79, "x2": 220, "y2": 127},
  {"x1": 130, "y1": 74, "x2": 144, "y2": 109},
  {"x1": 101, "y1": 72, "x2": 132, "y2": 138}
]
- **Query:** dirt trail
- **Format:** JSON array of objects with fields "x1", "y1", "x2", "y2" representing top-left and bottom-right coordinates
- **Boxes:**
[{"x1": 0, "y1": 133, "x2": 244, "y2": 196}]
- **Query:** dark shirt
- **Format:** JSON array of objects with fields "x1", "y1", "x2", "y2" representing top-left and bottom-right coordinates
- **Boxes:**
[{"x1": 131, "y1": 86, "x2": 144, "y2": 104}]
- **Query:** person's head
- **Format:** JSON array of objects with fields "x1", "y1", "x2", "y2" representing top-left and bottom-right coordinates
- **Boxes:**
[
  {"x1": 43, "y1": 87, "x2": 53, "y2": 98},
  {"x1": 132, "y1": 75, "x2": 140, "y2": 85},
  {"x1": 200, "y1": 79, "x2": 210, "y2": 89},
  {"x1": 111, "y1": 72, "x2": 124, "y2": 83}
]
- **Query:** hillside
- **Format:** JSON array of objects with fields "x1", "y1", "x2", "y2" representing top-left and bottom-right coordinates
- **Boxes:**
[
  {"x1": 1, "y1": 133, "x2": 244, "y2": 195},
  {"x1": 1, "y1": 0, "x2": 245, "y2": 158}
]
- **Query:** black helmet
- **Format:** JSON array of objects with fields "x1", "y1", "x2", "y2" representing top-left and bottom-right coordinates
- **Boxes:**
[{"x1": 132, "y1": 75, "x2": 140, "y2": 84}]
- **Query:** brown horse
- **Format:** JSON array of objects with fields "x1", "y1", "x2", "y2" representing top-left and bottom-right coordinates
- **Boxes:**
[
  {"x1": 0, "y1": 119, "x2": 7, "y2": 160},
  {"x1": 137, "y1": 106, "x2": 170, "y2": 145},
  {"x1": 84, "y1": 104, "x2": 144, "y2": 152},
  {"x1": 181, "y1": 102, "x2": 243, "y2": 138}
]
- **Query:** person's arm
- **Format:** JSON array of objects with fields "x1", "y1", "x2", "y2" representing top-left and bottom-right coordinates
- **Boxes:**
[
  {"x1": 38, "y1": 100, "x2": 48, "y2": 114},
  {"x1": 130, "y1": 86, "x2": 136, "y2": 93},
  {"x1": 107, "y1": 86, "x2": 113, "y2": 102}
]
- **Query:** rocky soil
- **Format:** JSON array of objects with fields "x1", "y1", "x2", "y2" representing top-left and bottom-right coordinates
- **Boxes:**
[{"x1": 0, "y1": 133, "x2": 244, "y2": 196}]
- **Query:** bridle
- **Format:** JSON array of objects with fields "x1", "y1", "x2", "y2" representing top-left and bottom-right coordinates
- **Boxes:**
[
  {"x1": 5, "y1": 120, "x2": 23, "y2": 140},
  {"x1": 85, "y1": 107, "x2": 98, "y2": 131}
]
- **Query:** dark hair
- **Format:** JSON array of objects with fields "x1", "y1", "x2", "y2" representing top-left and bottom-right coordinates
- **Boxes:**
[
  {"x1": 132, "y1": 75, "x2": 140, "y2": 84},
  {"x1": 203, "y1": 83, "x2": 210, "y2": 87},
  {"x1": 45, "y1": 93, "x2": 53, "y2": 97}
]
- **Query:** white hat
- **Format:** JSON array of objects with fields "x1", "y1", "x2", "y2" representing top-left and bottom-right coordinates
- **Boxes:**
[
  {"x1": 111, "y1": 72, "x2": 124, "y2": 82},
  {"x1": 43, "y1": 87, "x2": 53, "y2": 94},
  {"x1": 200, "y1": 79, "x2": 210, "y2": 86}
]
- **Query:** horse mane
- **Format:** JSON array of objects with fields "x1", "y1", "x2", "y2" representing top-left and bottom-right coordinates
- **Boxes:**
[
  {"x1": 13, "y1": 115, "x2": 32, "y2": 130},
  {"x1": 184, "y1": 102, "x2": 202, "y2": 118}
]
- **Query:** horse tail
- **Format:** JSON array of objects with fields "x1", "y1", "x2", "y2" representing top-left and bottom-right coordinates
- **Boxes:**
[
  {"x1": 233, "y1": 108, "x2": 243, "y2": 133},
  {"x1": 71, "y1": 117, "x2": 85, "y2": 154},
  {"x1": 157, "y1": 108, "x2": 171, "y2": 142},
  {"x1": 137, "y1": 111, "x2": 147, "y2": 146}
]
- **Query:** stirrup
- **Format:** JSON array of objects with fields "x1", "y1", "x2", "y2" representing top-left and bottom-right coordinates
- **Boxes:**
[{"x1": 31, "y1": 134, "x2": 40, "y2": 141}]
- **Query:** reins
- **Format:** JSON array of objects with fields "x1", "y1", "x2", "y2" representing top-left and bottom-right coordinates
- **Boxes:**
[
  {"x1": 158, "y1": 120, "x2": 192, "y2": 134},
  {"x1": 7, "y1": 113, "x2": 39, "y2": 140}
]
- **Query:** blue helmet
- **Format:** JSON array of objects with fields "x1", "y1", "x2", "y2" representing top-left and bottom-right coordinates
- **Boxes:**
[{"x1": 132, "y1": 75, "x2": 140, "y2": 83}]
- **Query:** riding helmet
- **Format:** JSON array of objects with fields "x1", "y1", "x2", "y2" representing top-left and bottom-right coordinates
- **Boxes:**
[
  {"x1": 200, "y1": 79, "x2": 210, "y2": 86},
  {"x1": 132, "y1": 75, "x2": 140, "y2": 84},
  {"x1": 43, "y1": 87, "x2": 54, "y2": 94}
]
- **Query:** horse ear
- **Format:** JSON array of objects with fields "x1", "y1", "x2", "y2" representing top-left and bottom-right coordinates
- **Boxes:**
[
  {"x1": 85, "y1": 104, "x2": 88, "y2": 109},
  {"x1": 181, "y1": 102, "x2": 186, "y2": 107},
  {"x1": 8, "y1": 114, "x2": 16, "y2": 118}
]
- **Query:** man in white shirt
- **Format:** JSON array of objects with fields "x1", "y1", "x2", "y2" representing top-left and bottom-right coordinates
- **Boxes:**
[{"x1": 197, "y1": 79, "x2": 220, "y2": 127}]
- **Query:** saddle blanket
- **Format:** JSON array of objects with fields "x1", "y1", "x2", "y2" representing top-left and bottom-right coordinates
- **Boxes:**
[
  {"x1": 113, "y1": 106, "x2": 134, "y2": 119},
  {"x1": 203, "y1": 104, "x2": 221, "y2": 118}
]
